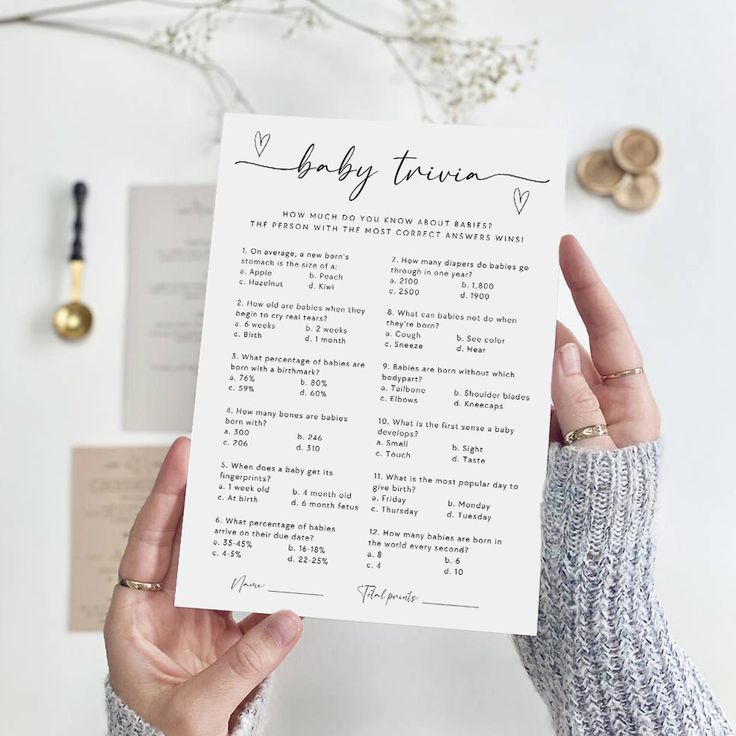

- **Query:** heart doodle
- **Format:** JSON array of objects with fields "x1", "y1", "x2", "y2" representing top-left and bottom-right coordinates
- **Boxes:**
[
  {"x1": 513, "y1": 187, "x2": 530, "y2": 215},
  {"x1": 254, "y1": 131, "x2": 271, "y2": 158}
]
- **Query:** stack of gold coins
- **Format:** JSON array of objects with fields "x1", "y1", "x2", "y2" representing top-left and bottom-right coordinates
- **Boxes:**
[{"x1": 576, "y1": 128, "x2": 661, "y2": 211}]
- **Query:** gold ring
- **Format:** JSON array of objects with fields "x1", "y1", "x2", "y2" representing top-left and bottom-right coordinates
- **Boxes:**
[
  {"x1": 564, "y1": 424, "x2": 609, "y2": 446},
  {"x1": 601, "y1": 366, "x2": 644, "y2": 381},
  {"x1": 119, "y1": 578, "x2": 163, "y2": 592}
]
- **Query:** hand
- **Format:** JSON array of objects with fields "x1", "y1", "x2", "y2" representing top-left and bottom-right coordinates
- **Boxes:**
[
  {"x1": 550, "y1": 235, "x2": 661, "y2": 449},
  {"x1": 104, "y1": 437, "x2": 302, "y2": 736}
]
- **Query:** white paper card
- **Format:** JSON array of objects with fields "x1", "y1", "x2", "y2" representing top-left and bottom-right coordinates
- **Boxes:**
[
  {"x1": 124, "y1": 185, "x2": 214, "y2": 431},
  {"x1": 176, "y1": 113, "x2": 565, "y2": 634}
]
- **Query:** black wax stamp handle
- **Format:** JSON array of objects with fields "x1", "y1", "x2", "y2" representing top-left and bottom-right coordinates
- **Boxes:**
[{"x1": 70, "y1": 181, "x2": 88, "y2": 261}]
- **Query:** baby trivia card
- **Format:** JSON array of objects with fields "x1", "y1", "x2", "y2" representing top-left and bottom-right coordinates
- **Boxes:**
[{"x1": 175, "y1": 113, "x2": 565, "y2": 634}]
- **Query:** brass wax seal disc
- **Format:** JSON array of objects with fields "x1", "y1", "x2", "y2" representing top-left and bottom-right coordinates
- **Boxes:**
[
  {"x1": 576, "y1": 149, "x2": 630, "y2": 196},
  {"x1": 612, "y1": 128, "x2": 661, "y2": 175},
  {"x1": 612, "y1": 172, "x2": 660, "y2": 211}
]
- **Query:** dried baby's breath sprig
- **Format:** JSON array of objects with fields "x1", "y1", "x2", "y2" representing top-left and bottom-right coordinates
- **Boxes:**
[
  {"x1": 0, "y1": 0, "x2": 538, "y2": 125},
  {"x1": 392, "y1": 0, "x2": 538, "y2": 120}
]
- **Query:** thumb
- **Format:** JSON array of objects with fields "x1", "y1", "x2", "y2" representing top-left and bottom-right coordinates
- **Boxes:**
[
  {"x1": 552, "y1": 342, "x2": 616, "y2": 450},
  {"x1": 179, "y1": 609, "x2": 302, "y2": 722}
]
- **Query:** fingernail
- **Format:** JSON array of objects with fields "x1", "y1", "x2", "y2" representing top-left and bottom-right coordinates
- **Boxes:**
[
  {"x1": 264, "y1": 610, "x2": 301, "y2": 647},
  {"x1": 559, "y1": 342, "x2": 581, "y2": 376}
]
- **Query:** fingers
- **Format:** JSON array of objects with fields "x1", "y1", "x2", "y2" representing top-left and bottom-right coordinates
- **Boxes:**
[
  {"x1": 178, "y1": 610, "x2": 302, "y2": 718},
  {"x1": 161, "y1": 521, "x2": 183, "y2": 592},
  {"x1": 118, "y1": 437, "x2": 190, "y2": 584},
  {"x1": 555, "y1": 320, "x2": 600, "y2": 385},
  {"x1": 552, "y1": 340, "x2": 616, "y2": 450},
  {"x1": 549, "y1": 321, "x2": 599, "y2": 445},
  {"x1": 238, "y1": 611, "x2": 304, "y2": 635},
  {"x1": 559, "y1": 235, "x2": 644, "y2": 380},
  {"x1": 237, "y1": 612, "x2": 269, "y2": 635}
]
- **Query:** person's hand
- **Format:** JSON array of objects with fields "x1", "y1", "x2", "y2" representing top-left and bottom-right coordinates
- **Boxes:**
[
  {"x1": 550, "y1": 235, "x2": 661, "y2": 448},
  {"x1": 104, "y1": 437, "x2": 302, "y2": 736}
]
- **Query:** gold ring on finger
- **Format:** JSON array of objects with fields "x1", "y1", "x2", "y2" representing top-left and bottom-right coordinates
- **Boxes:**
[
  {"x1": 600, "y1": 366, "x2": 644, "y2": 381},
  {"x1": 563, "y1": 424, "x2": 609, "y2": 446},
  {"x1": 118, "y1": 578, "x2": 163, "y2": 592}
]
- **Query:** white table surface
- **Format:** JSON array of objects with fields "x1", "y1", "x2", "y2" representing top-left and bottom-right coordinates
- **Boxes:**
[{"x1": 1, "y1": 1, "x2": 734, "y2": 733}]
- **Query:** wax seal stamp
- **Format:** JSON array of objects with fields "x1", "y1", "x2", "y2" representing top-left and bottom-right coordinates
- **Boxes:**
[
  {"x1": 612, "y1": 172, "x2": 660, "y2": 211},
  {"x1": 576, "y1": 149, "x2": 630, "y2": 196},
  {"x1": 612, "y1": 128, "x2": 661, "y2": 175}
]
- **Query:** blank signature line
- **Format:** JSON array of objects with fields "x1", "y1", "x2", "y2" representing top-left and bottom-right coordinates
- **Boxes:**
[
  {"x1": 267, "y1": 589, "x2": 325, "y2": 597},
  {"x1": 422, "y1": 601, "x2": 480, "y2": 609}
]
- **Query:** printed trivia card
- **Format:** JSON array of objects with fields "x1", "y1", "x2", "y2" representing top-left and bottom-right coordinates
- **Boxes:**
[{"x1": 175, "y1": 113, "x2": 565, "y2": 634}]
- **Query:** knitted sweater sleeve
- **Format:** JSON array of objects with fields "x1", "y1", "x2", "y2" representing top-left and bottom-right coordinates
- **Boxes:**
[
  {"x1": 512, "y1": 439, "x2": 734, "y2": 736},
  {"x1": 105, "y1": 675, "x2": 271, "y2": 736}
]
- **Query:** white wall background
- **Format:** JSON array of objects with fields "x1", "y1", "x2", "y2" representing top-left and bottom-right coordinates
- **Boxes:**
[{"x1": 1, "y1": 1, "x2": 734, "y2": 733}]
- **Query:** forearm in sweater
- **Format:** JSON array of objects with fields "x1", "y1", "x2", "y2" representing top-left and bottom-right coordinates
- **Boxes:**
[
  {"x1": 513, "y1": 439, "x2": 734, "y2": 736},
  {"x1": 105, "y1": 675, "x2": 271, "y2": 736}
]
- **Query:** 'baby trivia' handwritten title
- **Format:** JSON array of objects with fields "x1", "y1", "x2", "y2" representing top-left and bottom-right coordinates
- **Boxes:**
[{"x1": 235, "y1": 136, "x2": 550, "y2": 202}]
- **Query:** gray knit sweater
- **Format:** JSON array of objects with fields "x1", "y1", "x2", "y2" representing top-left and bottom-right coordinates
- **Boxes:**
[{"x1": 106, "y1": 439, "x2": 735, "y2": 735}]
